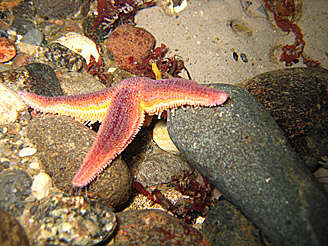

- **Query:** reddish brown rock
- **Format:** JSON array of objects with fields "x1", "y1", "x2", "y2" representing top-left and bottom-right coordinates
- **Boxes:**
[
  {"x1": 113, "y1": 209, "x2": 209, "y2": 245},
  {"x1": 106, "y1": 25, "x2": 156, "y2": 74}
]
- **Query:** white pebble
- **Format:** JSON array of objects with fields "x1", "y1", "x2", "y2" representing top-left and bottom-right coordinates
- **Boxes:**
[
  {"x1": 18, "y1": 147, "x2": 37, "y2": 157},
  {"x1": 153, "y1": 120, "x2": 180, "y2": 154},
  {"x1": 31, "y1": 172, "x2": 52, "y2": 200}
]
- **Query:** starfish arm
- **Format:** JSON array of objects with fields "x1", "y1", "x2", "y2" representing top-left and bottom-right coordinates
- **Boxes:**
[
  {"x1": 18, "y1": 88, "x2": 117, "y2": 123},
  {"x1": 138, "y1": 78, "x2": 229, "y2": 114},
  {"x1": 72, "y1": 86, "x2": 145, "y2": 187}
]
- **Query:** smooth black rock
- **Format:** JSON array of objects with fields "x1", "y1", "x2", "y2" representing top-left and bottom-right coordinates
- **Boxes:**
[{"x1": 167, "y1": 83, "x2": 328, "y2": 246}]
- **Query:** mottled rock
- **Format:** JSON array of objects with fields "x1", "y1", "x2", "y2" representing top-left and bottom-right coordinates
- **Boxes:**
[
  {"x1": 203, "y1": 199, "x2": 264, "y2": 246},
  {"x1": 0, "y1": 169, "x2": 32, "y2": 216},
  {"x1": 167, "y1": 83, "x2": 328, "y2": 246},
  {"x1": 25, "y1": 63, "x2": 63, "y2": 97},
  {"x1": 113, "y1": 209, "x2": 208, "y2": 245},
  {"x1": 33, "y1": 0, "x2": 88, "y2": 19},
  {"x1": 21, "y1": 28, "x2": 43, "y2": 46},
  {"x1": 0, "y1": 208, "x2": 29, "y2": 246},
  {"x1": 244, "y1": 67, "x2": 328, "y2": 171},
  {"x1": 134, "y1": 151, "x2": 192, "y2": 187},
  {"x1": 22, "y1": 193, "x2": 116, "y2": 245},
  {"x1": 26, "y1": 116, "x2": 132, "y2": 208},
  {"x1": 12, "y1": 0, "x2": 36, "y2": 35},
  {"x1": 57, "y1": 70, "x2": 106, "y2": 95},
  {"x1": 106, "y1": 25, "x2": 156, "y2": 74}
]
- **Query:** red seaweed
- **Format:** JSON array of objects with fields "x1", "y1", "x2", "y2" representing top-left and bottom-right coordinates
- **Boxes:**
[
  {"x1": 134, "y1": 169, "x2": 214, "y2": 224},
  {"x1": 94, "y1": 0, "x2": 156, "y2": 37},
  {"x1": 264, "y1": 0, "x2": 320, "y2": 67}
]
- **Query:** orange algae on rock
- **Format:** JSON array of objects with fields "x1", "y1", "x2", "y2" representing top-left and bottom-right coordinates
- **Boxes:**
[{"x1": 0, "y1": 37, "x2": 16, "y2": 63}]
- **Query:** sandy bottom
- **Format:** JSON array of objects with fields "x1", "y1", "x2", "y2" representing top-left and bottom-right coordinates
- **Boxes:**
[{"x1": 136, "y1": 0, "x2": 328, "y2": 85}]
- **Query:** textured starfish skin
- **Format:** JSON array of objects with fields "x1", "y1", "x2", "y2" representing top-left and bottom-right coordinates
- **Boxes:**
[{"x1": 19, "y1": 77, "x2": 228, "y2": 187}]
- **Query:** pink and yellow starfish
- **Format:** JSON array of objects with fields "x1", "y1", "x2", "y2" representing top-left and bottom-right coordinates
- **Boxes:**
[{"x1": 18, "y1": 77, "x2": 228, "y2": 187}]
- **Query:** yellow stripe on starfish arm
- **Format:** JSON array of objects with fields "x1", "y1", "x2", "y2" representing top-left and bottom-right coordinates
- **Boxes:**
[
  {"x1": 18, "y1": 89, "x2": 116, "y2": 123},
  {"x1": 140, "y1": 78, "x2": 229, "y2": 115}
]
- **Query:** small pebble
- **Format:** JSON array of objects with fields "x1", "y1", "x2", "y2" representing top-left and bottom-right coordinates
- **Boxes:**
[
  {"x1": 153, "y1": 120, "x2": 180, "y2": 154},
  {"x1": 240, "y1": 53, "x2": 248, "y2": 63},
  {"x1": 21, "y1": 28, "x2": 43, "y2": 46},
  {"x1": 134, "y1": 151, "x2": 192, "y2": 187},
  {"x1": 0, "y1": 84, "x2": 25, "y2": 125},
  {"x1": 233, "y1": 51, "x2": 238, "y2": 61},
  {"x1": 31, "y1": 172, "x2": 52, "y2": 200},
  {"x1": 18, "y1": 147, "x2": 37, "y2": 157}
]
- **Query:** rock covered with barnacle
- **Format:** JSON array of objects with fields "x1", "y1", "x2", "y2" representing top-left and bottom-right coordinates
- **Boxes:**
[
  {"x1": 106, "y1": 24, "x2": 156, "y2": 74},
  {"x1": 21, "y1": 193, "x2": 116, "y2": 245}
]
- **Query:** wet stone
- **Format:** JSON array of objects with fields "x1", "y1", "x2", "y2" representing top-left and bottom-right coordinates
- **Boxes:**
[
  {"x1": 106, "y1": 24, "x2": 156, "y2": 74},
  {"x1": 0, "y1": 208, "x2": 29, "y2": 246},
  {"x1": 134, "y1": 151, "x2": 193, "y2": 187},
  {"x1": 113, "y1": 209, "x2": 208, "y2": 245},
  {"x1": 167, "y1": 83, "x2": 328, "y2": 246},
  {"x1": 0, "y1": 169, "x2": 32, "y2": 217},
  {"x1": 203, "y1": 199, "x2": 264, "y2": 246},
  {"x1": 25, "y1": 63, "x2": 64, "y2": 97},
  {"x1": 12, "y1": 0, "x2": 36, "y2": 35},
  {"x1": 58, "y1": 70, "x2": 106, "y2": 95},
  {"x1": 33, "y1": 0, "x2": 86, "y2": 19},
  {"x1": 244, "y1": 67, "x2": 328, "y2": 171},
  {"x1": 26, "y1": 115, "x2": 132, "y2": 208},
  {"x1": 23, "y1": 193, "x2": 116, "y2": 245},
  {"x1": 21, "y1": 28, "x2": 43, "y2": 46}
]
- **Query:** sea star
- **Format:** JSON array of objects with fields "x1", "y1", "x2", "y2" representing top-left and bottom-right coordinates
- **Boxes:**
[{"x1": 18, "y1": 77, "x2": 228, "y2": 187}]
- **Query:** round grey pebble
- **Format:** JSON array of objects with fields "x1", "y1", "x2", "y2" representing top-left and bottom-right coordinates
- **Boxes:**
[
  {"x1": 0, "y1": 169, "x2": 32, "y2": 217},
  {"x1": 21, "y1": 28, "x2": 43, "y2": 46},
  {"x1": 134, "y1": 151, "x2": 193, "y2": 187}
]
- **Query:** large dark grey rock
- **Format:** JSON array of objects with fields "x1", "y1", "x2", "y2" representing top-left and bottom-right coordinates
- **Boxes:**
[
  {"x1": 202, "y1": 199, "x2": 263, "y2": 246},
  {"x1": 167, "y1": 83, "x2": 328, "y2": 246}
]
